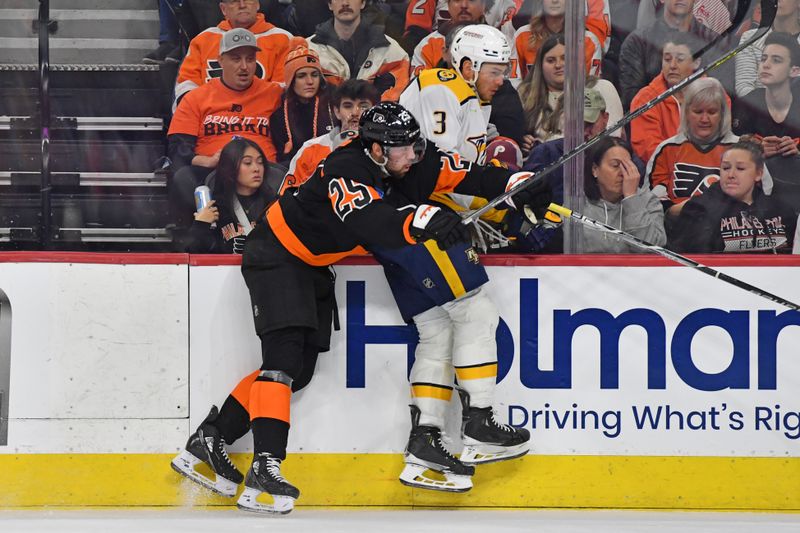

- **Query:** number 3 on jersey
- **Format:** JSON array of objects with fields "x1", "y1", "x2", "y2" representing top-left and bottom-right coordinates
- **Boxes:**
[
  {"x1": 432, "y1": 110, "x2": 446, "y2": 135},
  {"x1": 328, "y1": 178, "x2": 382, "y2": 221}
]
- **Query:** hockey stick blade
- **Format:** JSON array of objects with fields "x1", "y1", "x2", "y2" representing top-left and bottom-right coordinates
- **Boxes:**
[
  {"x1": 463, "y1": 0, "x2": 779, "y2": 225},
  {"x1": 546, "y1": 203, "x2": 800, "y2": 312}
]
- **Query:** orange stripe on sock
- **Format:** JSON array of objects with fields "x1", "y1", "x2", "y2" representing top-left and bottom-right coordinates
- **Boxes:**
[
  {"x1": 230, "y1": 370, "x2": 260, "y2": 413},
  {"x1": 455, "y1": 362, "x2": 498, "y2": 381},
  {"x1": 249, "y1": 380, "x2": 291, "y2": 424}
]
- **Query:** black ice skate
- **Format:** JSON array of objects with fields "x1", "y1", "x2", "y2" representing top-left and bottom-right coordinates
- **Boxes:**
[
  {"x1": 460, "y1": 406, "x2": 531, "y2": 465},
  {"x1": 399, "y1": 405, "x2": 475, "y2": 492},
  {"x1": 236, "y1": 452, "x2": 300, "y2": 515},
  {"x1": 458, "y1": 389, "x2": 530, "y2": 465},
  {"x1": 170, "y1": 406, "x2": 244, "y2": 497}
]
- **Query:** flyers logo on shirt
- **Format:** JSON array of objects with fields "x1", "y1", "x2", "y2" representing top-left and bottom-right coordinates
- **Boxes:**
[
  {"x1": 672, "y1": 163, "x2": 720, "y2": 198},
  {"x1": 205, "y1": 59, "x2": 265, "y2": 82}
]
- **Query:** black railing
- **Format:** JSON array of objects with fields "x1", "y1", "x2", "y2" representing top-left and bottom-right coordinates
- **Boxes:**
[{"x1": 38, "y1": 0, "x2": 52, "y2": 248}]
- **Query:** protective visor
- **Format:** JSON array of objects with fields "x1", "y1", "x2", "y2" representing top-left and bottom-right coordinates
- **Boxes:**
[{"x1": 384, "y1": 137, "x2": 427, "y2": 165}]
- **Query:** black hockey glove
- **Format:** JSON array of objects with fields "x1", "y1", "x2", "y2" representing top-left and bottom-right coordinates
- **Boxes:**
[
  {"x1": 503, "y1": 171, "x2": 553, "y2": 219},
  {"x1": 409, "y1": 204, "x2": 470, "y2": 250},
  {"x1": 232, "y1": 235, "x2": 247, "y2": 255}
]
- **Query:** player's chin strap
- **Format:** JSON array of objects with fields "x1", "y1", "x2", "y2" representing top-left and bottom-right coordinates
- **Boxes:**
[
  {"x1": 545, "y1": 202, "x2": 800, "y2": 311},
  {"x1": 365, "y1": 147, "x2": 391, "y2": 176},
  {"x1": 462, "y1": 0, "x2": 778, "y2": 226}
]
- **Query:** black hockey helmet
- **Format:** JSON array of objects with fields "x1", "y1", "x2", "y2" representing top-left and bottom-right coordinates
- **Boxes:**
[{"x1": 359, "y1": 102, "x2": 423, "y2": 147}]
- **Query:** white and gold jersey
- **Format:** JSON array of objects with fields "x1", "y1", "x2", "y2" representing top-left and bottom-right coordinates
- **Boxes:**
[{"x1": 400, "y1": 68, "x2": 491, "y2": 165}]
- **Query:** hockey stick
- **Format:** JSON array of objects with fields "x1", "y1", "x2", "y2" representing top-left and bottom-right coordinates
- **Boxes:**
[
  {"x1": 463, "y1": 0, "x2": 778, "y2": 225},
  {"x1": 546, "y1": 203, "x2": 800, "y2": 311}
]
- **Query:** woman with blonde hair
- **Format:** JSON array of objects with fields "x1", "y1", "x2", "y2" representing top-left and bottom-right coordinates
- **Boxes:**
[{"x1": 646, "y1": 77, "x2": 773, "y2": 218}]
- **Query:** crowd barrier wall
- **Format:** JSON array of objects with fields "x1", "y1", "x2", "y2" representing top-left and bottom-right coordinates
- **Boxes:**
[{"x1": 0, "y1": 252, "x2": 798, "y2": 510}]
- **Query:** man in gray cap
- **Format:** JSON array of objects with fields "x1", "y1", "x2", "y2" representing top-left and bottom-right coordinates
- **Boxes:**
[
  {"x1": 167, "y1": 28, "x2": 284, "y2": 232},
  {"x1": 174, "y1": 0, "x2": 295, "y2": 108}
]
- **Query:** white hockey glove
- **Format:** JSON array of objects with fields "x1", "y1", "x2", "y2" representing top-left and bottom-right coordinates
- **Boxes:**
[{"x1": 503, "y1": 171, "x2": 552, "y2": 218}]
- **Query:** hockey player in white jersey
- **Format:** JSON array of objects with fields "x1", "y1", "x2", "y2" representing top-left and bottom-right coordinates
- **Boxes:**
[
  {"x1": 401, "y1": 24, "x2": 511, "y2": 164},
  {"x1": 390, "y1": 24, "x2": 533, "y2": 493}
]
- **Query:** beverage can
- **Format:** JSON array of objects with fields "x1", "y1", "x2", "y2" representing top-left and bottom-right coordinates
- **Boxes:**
[{"x1": 194, "y1": 185, "x2": 212, "y2": 211}]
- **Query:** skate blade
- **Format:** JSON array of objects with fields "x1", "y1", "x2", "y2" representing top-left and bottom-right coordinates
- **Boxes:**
[
  {"x1": 236, "y1": 486, "x2": 295, "y2": 515},
  {"x1": 460, "y1": 442, "x2": 530, "y2": 466},
  {"x1": 398, "y1": 463, "x2": 472, "y2": 493},
  {"x1": 170, "y1": 450, "x2": 239, "y2": 497}
]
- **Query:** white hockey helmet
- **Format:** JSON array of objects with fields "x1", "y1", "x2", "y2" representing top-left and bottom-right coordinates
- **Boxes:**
[{"x1": 450, "y1": 24, "x2": 512, "y2": 84}]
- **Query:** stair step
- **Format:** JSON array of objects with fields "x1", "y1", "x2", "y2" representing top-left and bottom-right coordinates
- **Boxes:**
[
  {"x1": 0, "y1": 193, "x2": 171, "y2": 228},
  {"x1": 0, "y1": 140, "x2": 165, "y2": 173},
  {"x1": 0, "y1": 89, "x2": 167, "y2": 117},
  {"x1": 0, "y1": 37, "x2": 159, "y2": 64},
  {"x1": 0, "y1": 9, "x2": 158, "y2": 39},
  {"x1": 3, "y1": 0, "x2": 156, "y2": 9},
  {"x1": 0, "y1": 63, "x2": 161, "y2": 72},
  {"x1": 0, "y1": 107, "x2": 164, "y2": 129}
]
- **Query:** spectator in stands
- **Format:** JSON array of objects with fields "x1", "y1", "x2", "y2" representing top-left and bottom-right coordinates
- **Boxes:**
[
  {"x1": 173, "y1": 0, "x2": 295, "y2": 109},
  {"x1": 512, "y1": 0, "x2": 610, "y2": 81},
  {"x1": 735, "y1": 0, "x2": 800, "y2": 97},
  {"x1": 517, "y1": 30, "x2": 622, "y2": 151},
  {"x1": 647, "y1": 77, "x2": 746, "y2": 218},
  {"x1": 733, "y1": 32, "x2": 800, "y2": 157},
  {"x1": 266, "y1": 0, "x2": 397, "y2": 38},
  {"x1": 518, "y1": 33, "x2": 566, "y2": 154},
  {"x1": 630, "y1": 32, "x2": 702, "y2": 163},
  {"x1": 281, "y1": 79, "x2": 380, "y2": 192},
  {"x1": 669, "y1": 140, "x2": 798, "y2": 253},
  {"x1": 523, "y1": 87, "x2": 644, "y2": 252},
  {"x1": 619, "y1": 0, "x2": 719, "y2": 110},
  {"x1": 636, "y1": 0, "x2": 732, "y2": 36},
  {"x1": 581, "y1": 137, "x2": 666, "y2": 252},
  {"x1": 402, "y1": 0, "x2": 523, "y2": 54},
  {"x1": 168, "y1": 28, "x2": 283, "y2": 227},
  {"x1": 524, "y1": 86, "x2": 611, "y2": 190},
  {"x1": 308, "y1": 0, "x2": 411, "y2": 101},
  {"x1": 144, "y1": 0, "x2": 183, "y2": 64},
  {"x1": 410, "y1": 1, "x2": 487, "y2": 78},
  {"x1": 187, "y1": 138, "x2": 276, "y2": 253},
  {"x1": 269, "y1": 45, "x2": 335, "y2": 166}
]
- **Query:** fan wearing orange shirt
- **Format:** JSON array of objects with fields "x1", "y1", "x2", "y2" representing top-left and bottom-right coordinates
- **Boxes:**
[
  {"x1": 168, "y1": 28, "x2": 283, "y2": 229},
  {"x1": 173, "y1": 0, "x2": 296, "y2": 110},
  {"x1": 512, "y1": 0, "x2": 610, "y2": 84}
]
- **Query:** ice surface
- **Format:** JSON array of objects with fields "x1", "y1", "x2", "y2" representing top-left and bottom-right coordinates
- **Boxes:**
[{"x1": 0, "y1": 509, "x2": 798, "y2": 533}]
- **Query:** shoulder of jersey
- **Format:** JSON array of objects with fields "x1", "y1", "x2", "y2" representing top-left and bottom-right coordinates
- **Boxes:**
[
  {"x1": 418, "y1": 68, "x2": 476, "y2": 105},
  {"x1": 254, "y1": 26, "x2": 293, "y2": 39},
  {"x1": 514, "y1": 24, "x2": 531, "y2": 39}
]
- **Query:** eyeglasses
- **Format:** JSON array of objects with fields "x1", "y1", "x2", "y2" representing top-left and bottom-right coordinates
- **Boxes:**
[{"x1": 224, "y1": 0, "x2": 258, "y2": 5}]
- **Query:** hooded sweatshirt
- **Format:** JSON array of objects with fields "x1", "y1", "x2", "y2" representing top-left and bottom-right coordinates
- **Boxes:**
[{"x1": 581, "y1": 186, "x2": 667, "y2": 253}]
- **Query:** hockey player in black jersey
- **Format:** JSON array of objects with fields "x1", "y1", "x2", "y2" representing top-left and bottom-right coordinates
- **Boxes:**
[{"x1": 170, "y1": 101, "x2": 551, "y2": 512}]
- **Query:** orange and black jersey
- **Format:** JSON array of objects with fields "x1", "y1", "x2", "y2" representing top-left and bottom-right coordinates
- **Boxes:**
[{"x1": 264, "y1": 139, "x2": 512, "y2": 267}]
